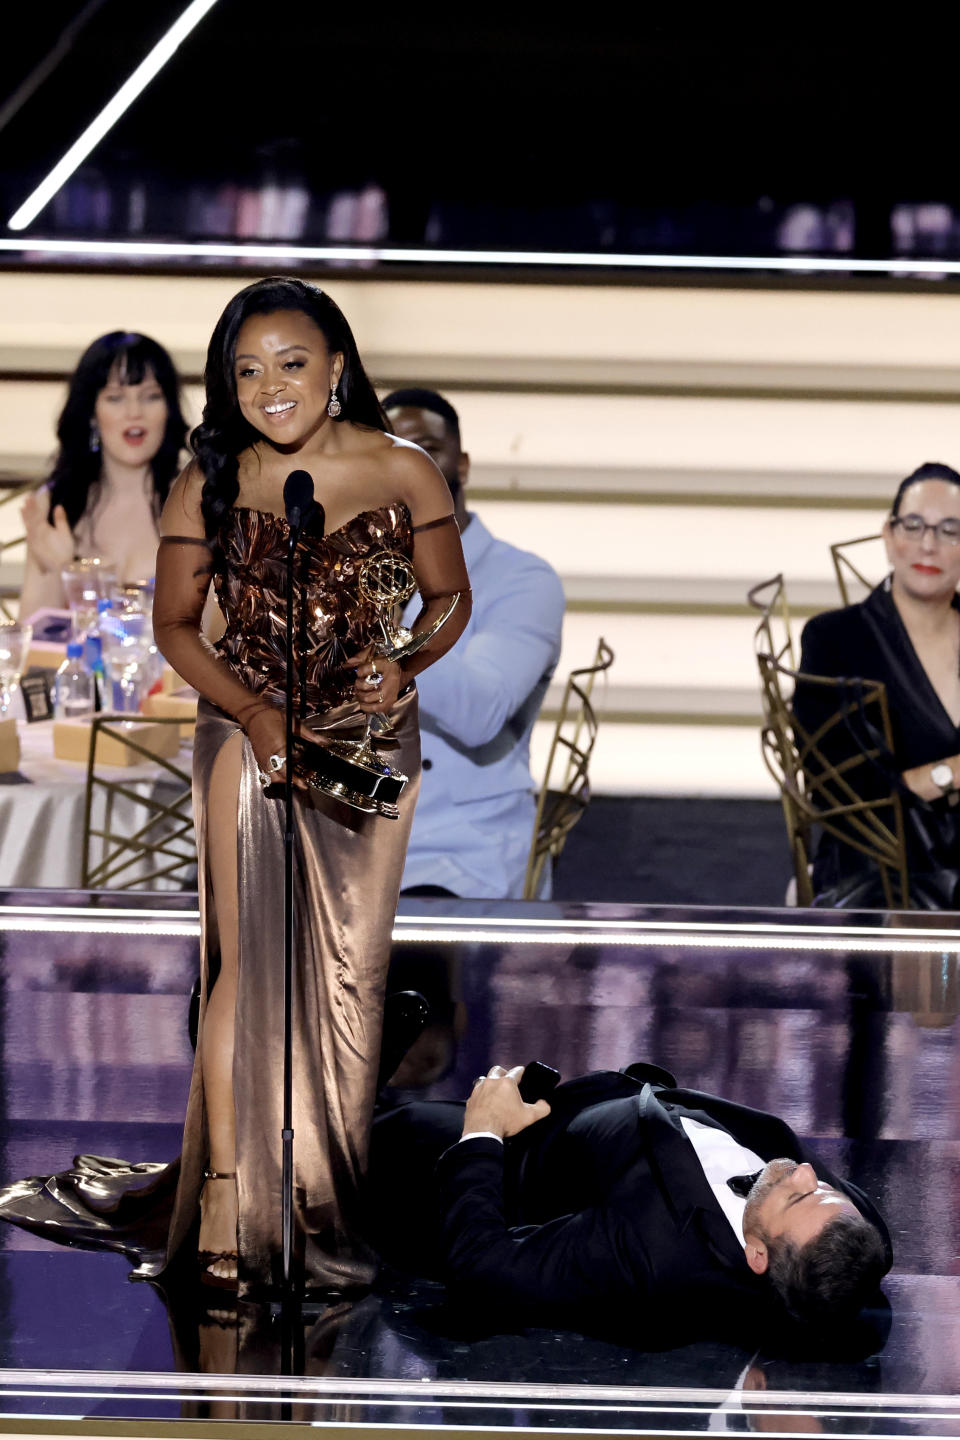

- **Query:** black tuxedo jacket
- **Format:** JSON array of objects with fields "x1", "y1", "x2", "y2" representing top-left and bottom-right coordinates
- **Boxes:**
[
  {"x1": 796, "y1": 583, "x2": 960, "y2": 777},
  {"x1": 402, "y1": 1065, "x2": 892, "y2": 1344},
  {"x1": 793, "y1": 582, "x2": 960, "y2": 903}
]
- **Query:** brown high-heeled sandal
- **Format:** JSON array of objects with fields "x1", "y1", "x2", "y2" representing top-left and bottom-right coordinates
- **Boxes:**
[{"x1": 198, "y1": 1169, "x2": 238, "y2": 1291}]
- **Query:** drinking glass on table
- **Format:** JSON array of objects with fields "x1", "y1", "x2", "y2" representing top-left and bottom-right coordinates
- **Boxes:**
[
  {"x1": 61, "y1": 558, "x2": 117, "y2": 639},
  {"x1": 113, "y1": 579, "x2": 154, "y2": 615},
  {"x1": 0, "y1": 624, "x2": 32, "y2": 716},
  {"x1": 110, "y1": 580, "x2": 164, "y2": 691},
  {"x1": 98, "y1": 604, "x2": 152, "y2": 715}
]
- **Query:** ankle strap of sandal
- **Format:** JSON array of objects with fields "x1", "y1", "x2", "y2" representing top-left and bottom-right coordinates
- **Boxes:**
[{"x1": 203, "y1": 1168, "x2": 237, "y2": 1180}]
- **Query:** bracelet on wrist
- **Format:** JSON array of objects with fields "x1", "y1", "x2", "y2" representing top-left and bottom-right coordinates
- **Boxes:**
[{"x1": 235, "y1": 699, "x2": 273, "y2": 731}]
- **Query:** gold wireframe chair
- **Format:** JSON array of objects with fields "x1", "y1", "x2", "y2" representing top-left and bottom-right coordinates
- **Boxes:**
[
  {"x1": 81, "y1": 716, "x2": 196, "y2": 890},
  {"x1": 749, "y1": 574, "x2": 910, "y2": 909},
  {"x1": 830, "y1": 532, "x2": 885, "y2": 606},
  {"x1": 522, "y1": 638, "x2": 615, "y2": 900}
]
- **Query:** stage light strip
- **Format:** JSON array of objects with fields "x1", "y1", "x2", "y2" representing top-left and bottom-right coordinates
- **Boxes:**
[
  {"x1": 0, "y1": 1403, "x2": 939, "y2": 1440},
  {"x1": 2, "y1": 236, "x2": 960, "y2": 277},
  {"x1": 7, "y1": 0, "x2": 220, "y2": 232},
  {"x1": 0, "y1": 1398, "x2": 944, "y2": 1438},
  {"x1": 0, "y1": 1376, "x2": 954, "y2": 1433},
  {"x1": 0, "y1": 1369, "x2": 955, "y2": 1424},
  {"x1": 396, "y1": 912, "x2": 960, "y2": 943},
  {"x1": 0, "y1": 903, "x2": 955, "y2": 948},
  {"x1": 0, "y1": 1365, "x2": 957, "y2": 1410},
  {"x1": 0, "y1": 905, "x2": 189, "y2": 920},
  {"x1": 0, "y1": 1400, "x2": 948, "y2": 1439},
  {"x1": 0, "y1": 917, "x2": 201, "y2": 937},
  {"x1": 0, "y1": 909, "x2": 956, "y2": 954},
  {"x1": 0, "y1": 904, "x2": 957, "y2": 953},
  {"x1": 395, "y1": 927, "x2": 960, "y2": 954}
]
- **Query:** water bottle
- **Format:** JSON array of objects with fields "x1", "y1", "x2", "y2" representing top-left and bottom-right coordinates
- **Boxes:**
[
  {"x1": 54, "y1": 642, "x2": 95, "y2": 720},
  {"x1": 82, "y1": 597, "x2": 111, "y2": 711}
]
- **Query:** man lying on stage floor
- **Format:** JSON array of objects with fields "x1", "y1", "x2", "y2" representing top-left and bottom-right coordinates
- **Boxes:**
[{"x1": 368, "y1": 1061, "x2": 892, "y2": 1347}]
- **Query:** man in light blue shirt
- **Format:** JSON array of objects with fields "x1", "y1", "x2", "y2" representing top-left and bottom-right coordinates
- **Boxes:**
[{"x1": 383, "y1": 389, "x2": 565, "y2": 899}]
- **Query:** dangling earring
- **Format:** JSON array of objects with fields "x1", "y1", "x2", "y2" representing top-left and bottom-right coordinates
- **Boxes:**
[
  {"x1": 327, "y1": 385, "x2": 342, "y2": 419},
  {"x1": 89, "y1": 419, "x2": 101, "y2": 454}
]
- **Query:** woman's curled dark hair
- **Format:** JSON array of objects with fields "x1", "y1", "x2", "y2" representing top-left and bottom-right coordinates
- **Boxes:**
[
  {"x1": 192, "y1": 278, "x2": 387, "y2": 538},
  {"x1": 891, "y1": 461, "x2": 960, "y2": 516},
  {"x1": 47, "y1": 332, "x2": 186, "y2": 530}
]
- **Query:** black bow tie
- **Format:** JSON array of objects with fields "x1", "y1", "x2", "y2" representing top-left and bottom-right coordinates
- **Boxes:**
[{"x1": 726, "y1": 1170, "x2": 762, "y2": 1199}]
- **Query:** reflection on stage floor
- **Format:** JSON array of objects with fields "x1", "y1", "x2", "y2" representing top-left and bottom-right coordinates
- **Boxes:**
[{"x1": 0, "y1": 891, "x2": 957, "y2": 1433}]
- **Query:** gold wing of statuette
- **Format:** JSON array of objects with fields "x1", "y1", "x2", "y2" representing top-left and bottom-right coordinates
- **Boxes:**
[
  {"x1": 379, "y1": 592, "x2": 462, "y2": 662},
  {"x1": 358, "y1": 550, "x2": 462, "y2": 663}
]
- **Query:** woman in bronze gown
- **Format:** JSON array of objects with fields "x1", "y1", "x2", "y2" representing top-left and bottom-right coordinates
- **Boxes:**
[{"x1": 152, "y1": 276, "x2": 471, "y2": 1291}]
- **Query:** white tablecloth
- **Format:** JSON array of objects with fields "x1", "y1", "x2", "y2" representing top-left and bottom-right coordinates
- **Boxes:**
[{"x1": 0, "y1": 719, "x2": 195, "y2": 889}]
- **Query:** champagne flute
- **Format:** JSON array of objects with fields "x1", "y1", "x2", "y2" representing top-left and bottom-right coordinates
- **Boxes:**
[
  {"x1": 99, "y1": 605, "x2": 151, "y2": 716},
  {"x1": 61, "y1": 558, "x2": 117, "y2": 640},
  {"x1": 0, "y1": 624, "x2": 33, "y2": 717}
]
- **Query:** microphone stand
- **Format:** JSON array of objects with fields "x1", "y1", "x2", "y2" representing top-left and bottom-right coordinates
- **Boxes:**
[
  {"x1": 282, "y1": 513, "x2": 301, "y2": 1297},
  {"x1": 272, "y1": 471, "x2": 320, "y2": 1370}
]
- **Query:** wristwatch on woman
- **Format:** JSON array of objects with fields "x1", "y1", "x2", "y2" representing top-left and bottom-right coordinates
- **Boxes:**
[{"x1": 930, "y1": 762, "x2": 956, "y2": 795}]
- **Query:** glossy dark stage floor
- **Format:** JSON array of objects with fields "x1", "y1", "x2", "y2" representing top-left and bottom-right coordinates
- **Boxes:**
[{"x1": 0, "y1": 892, "x2": 958, "y2": 1435}]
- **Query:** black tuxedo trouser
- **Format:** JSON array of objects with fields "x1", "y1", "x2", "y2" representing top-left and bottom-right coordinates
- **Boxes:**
[{"x1": 367, "y1": 1100, "x2": 466, "y2": 1270}]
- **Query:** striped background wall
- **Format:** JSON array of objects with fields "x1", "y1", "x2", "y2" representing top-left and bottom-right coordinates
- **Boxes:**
[{"x1": 1, "y1": 271, "x2": 958, "y2": 796}]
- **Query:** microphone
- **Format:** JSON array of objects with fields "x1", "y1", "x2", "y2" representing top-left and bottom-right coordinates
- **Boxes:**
[
  {"x1": 283, "y1": 469, "x2": 314, "y2": 529},
  {"x1": 304, "y1": 499, "x2": 325, "y2": 537},
  {"x1": 283, "y1": 469, "x2": 325, "y2": 537}
]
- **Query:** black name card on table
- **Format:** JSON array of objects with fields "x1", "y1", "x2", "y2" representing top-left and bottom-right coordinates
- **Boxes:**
[{"x1": 21, "y1": 672, "x2": 52, "y2": 723}]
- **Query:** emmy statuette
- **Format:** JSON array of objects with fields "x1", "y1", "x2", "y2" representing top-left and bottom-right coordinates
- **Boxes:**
[{"x1": 294, "y1": 550, "x2": 460, "y2": 817}]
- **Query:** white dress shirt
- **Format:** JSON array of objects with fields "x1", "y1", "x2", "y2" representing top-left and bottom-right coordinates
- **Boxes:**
[{"x1": 681, "y1": 1116, "x2": 766, "y2": 1247}]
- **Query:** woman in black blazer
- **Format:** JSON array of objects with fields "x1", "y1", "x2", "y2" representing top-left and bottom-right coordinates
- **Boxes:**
[{"x1": 794, "y1": 461, "x2": 960, "y2": 908}]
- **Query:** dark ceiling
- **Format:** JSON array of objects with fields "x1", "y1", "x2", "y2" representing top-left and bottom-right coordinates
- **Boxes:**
[{"x1": 0, "y1": 8, "x2": 953, "y2": 250}]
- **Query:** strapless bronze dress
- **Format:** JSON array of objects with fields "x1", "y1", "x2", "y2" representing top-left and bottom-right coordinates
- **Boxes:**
[
  {"x1": 0, "y1": 504, "x2": 421, "y2": 1294},
  {"x1": 173, "y1": 504, "x2": 421, "y2": 1291}
]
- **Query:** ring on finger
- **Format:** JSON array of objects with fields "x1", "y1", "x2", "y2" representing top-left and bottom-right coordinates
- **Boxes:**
[
  {"x1": 364, "y1": 668, "x2": 383, "y2": 689},
  {"x1": 257, "y1": 770, "x2": 273, "y2": 790},
  {"x1": 268, "y1": 753, "x2": 287, "y2": 773}
]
